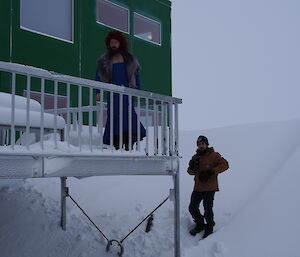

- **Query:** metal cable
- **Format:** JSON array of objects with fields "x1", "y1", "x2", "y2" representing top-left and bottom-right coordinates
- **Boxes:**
[
  {"x1": 67, "y1": 192, "x2": 169, "y2": 245},
  {"x1": 120, "y1": 196, "x2": 169, "y2": 243},
  {"x1": 67, "y1": 193, "x2": 109, "y2": 242}
]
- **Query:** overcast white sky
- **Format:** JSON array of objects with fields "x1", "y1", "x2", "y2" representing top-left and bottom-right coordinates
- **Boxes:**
[{"x1": 172, "y1": 0, "x2": 300, "y2": 130}]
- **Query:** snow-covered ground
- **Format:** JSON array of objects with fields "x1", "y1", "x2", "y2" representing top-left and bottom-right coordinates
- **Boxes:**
[{"x1": 1, "y1": 118, "x2": 300, "y2": 257}]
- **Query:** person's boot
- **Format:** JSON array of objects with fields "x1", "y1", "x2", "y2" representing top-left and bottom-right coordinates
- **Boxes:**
[
  {"x1": 202, "y1": 225, "x2": 214, "y2": 239},
  {"x1": 189, "y1": 222, "x2": 205, "y2": 236}
]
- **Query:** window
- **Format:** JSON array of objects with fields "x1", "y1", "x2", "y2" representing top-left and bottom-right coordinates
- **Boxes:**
[
  {"x1": 20, "y1": 0, "x2": 73, "y2": 42},
  {"x1": 134, "y1": 13, "x2": 161, "y2": 45},
  {"x1": 96, "y1": 0, "x2": 129, "y2": 33}
]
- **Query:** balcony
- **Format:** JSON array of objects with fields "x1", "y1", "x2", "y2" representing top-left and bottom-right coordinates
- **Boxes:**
[{"x1": 0, "y1": 61, "x2": 181, "y2": 179}]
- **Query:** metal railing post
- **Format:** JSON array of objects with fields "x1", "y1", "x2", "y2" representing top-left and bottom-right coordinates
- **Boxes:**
[
  {"x1": 89, "y1": 86, "x2": 93, "y2": 152},
  {"x1": 54, "y1": 80, "x2": 58, "y2": 148},
  {"x1": 168, "y1": 103, "x2": 174, "y2": 156},
  {"x1": 40, "y1": 78, "x2": 45, "y2": 150},
  {"x1": 10, "y1": 73, "x2": 16, "y2": 149},
  {"x1": 61, "y1": 177, "x2": 67, "y2": 231},
  {"x1": 110, "y1": 91, "x2": 114, "y2": 150},
  {"x1": 26, "y1": 75, "x2": 31, "y2": 149},
  {"x1": 154, "y1": 99, "x2": 158, "y2": 155},
  {"x1": 137, "y1": 96, "x2": 141, "y2": 151},
  {"x1": 129, "y1": 95, "x2": 132, "y2": 152},
  {"x1": 78, "y1": 85, "x2": 82, "y2": 151},
  {"x1": 161, "y1": 101, "x2": 165, "y2": 155},
  {"x1": 119, "y1": 93, "x2": 123, "y2": 150},
  {"x1": 66, "y1": 83, "x2": 71, "y2": 147},
  {"x1": 145, "y1": 98, "x2": 149, "y2": 155},
  {"x1": 174, "y1": 103, "x2": 179, "y2": 156},
  {"x1": 99, "y1": 90, "x2": 104, "y2": 151},
  {"x1": 173, "y1": 163, "x2": 181, "y2": 257}
]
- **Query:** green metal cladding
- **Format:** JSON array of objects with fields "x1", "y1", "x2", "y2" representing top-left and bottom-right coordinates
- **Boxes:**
[{"x1": 0, "y1": 0, "x2": 172, "y2": 96}]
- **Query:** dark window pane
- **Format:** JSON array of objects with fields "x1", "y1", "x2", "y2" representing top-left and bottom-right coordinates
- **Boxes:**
[
  {"x1": 96, "y1": 0, "x2": 129, "y2": 33},
  {"x1": 134, "y1": 13, "x2": 161, "y2": 45},
  {"x1": 20, "y1": 0, "x2": 73, "y2": 42}
]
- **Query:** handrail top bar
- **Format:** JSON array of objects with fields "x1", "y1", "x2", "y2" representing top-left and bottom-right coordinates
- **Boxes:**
[{"x1": 0, "y1": 61, "x2": 182, "y2": 104}]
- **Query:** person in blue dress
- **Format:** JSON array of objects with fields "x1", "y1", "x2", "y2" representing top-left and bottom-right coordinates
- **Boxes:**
[{"x1": 96, "y1": 31, "x2": 146, "y2": 150}]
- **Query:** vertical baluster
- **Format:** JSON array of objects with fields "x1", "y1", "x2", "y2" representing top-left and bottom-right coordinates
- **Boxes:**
[
  {"x1": 145, "y1": 98, "x2": 149, "y2": 155},
  {"x1": 67, "y1": 83, "x2": 71, "y2": 147},
  {"x1": 40, "y1": 78, "x2": 45, "y2": 150},
  {"x1": 78, "y1": 85, "x2": 82, "y2": 151},
  {"x1": 128, "y1": 95, "x2": 132, "y2": 152},
  {"x1": 72, "y1": 111, "x2": 76, "y2": 131},
  {"x1": 119, "y1": 93, "x2": 123, "y2": 151},
  {"x1": 89, "y1": 86, "x2": 93, "y2": 152},
  {"x1": 97, "y1": 103, "x2": 101, "y2": 134},
  {"x1": 110, "y1": 91, "x2": 114, "y2": 151},
  {"x1": 168, "y1": 103, "x2": 174, "y2": 156},
  {"x1": 10, "y1": 73, "x2": 16, "y2": 149},
  {"x1": 26, "y1": 75, "x2": 31, "y2": 150},
  {"x1": 6, "y1": 129, "x2": 10, "y2": 146},
  {"x1": 153, "y1": 99, "x2": 158, "y2": 155},
  {"x1": 174, "y1": 103, "x2": 179, "y2": 156},
  {"x1": 99, "y1": 90, "x2": 104, "y2": 151},
  {"x1": 54, "y1": 80, "x2": 58, "y2": 149},
  {"x1": 164, "y1": 102, "x2": 169, "y2": 155},
  {"x1": 161, "y1": 101, "x2": 165, "y2": 155},
  {"x1": 137, "y1": 96, "x2": 141, "y2": 151}
]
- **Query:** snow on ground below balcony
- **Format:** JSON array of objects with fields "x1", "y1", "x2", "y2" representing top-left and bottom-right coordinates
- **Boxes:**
[{"x1": 2, "y1": 117, "x2": 300, "y2": 256}]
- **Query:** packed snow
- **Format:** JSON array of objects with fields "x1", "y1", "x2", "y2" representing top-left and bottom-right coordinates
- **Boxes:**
[
  {"x1": 0, "y1": 92, "x2": 65, "y2": 129},
  {"x1": 1, "y1": 118, "x2": 300, "y2": 257}
]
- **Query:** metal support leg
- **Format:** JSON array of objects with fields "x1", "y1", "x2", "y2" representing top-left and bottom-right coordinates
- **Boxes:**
[
  {"x1": 173, "y1": 160, "x2": 181, "y2": 257},
  {"x1": 61, "y1": 177, "x2": 67, "y2": 230},
  {"x1": 0, "y1": 129, "x2": 3, "y2": 146}
]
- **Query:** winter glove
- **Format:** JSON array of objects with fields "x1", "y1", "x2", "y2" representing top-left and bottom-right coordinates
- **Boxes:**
[
  {"x1": 198, "y1": 170, "x2": 214, "y2": 183},
  {"x1": 189, "y1": 160, "x2": 195, "y2": 170}
]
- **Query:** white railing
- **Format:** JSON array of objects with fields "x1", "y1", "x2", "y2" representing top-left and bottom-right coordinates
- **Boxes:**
[{"x1": 0, "y1": 61, "x2": 181, "y2": 157}]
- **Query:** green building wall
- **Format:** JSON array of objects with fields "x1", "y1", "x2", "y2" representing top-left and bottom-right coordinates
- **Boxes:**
[{"x1": 0, "y1": 0, "x2": 172, "y2": 98}]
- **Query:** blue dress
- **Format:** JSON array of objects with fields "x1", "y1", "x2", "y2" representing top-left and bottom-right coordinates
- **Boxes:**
[{"x1": 96, "y1": 63, "x2": 146, "y2": 148}]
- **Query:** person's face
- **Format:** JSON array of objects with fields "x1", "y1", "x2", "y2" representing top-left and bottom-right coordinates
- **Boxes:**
[
  {"x1": 197, "y1": 141, "x2": 208, "y2": 151},
  {"x1": 110, "y1": 39, "x2": 120, "y2": 51}
]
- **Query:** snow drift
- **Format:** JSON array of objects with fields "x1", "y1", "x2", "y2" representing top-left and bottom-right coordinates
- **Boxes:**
[{"x1": 1, "y1": 119, "x2": 300, "y2": 257}]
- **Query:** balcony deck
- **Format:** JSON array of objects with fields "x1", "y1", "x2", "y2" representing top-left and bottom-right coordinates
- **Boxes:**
[{"x1": 0, "y1": 60, "x2": 181, "y2": 179}]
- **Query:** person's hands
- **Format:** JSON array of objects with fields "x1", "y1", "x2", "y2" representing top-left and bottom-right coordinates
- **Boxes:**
[
  {"x1": 189, "y1": 160, "x2": 195, "y2": 170},
  {"x1": 198, "y1": 170, "x2": 214, "y2": 182}
]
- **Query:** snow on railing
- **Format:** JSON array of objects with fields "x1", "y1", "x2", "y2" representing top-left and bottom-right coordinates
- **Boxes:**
[{"x1": 0, "y1": 61, "x2": 181, "y2": 157}]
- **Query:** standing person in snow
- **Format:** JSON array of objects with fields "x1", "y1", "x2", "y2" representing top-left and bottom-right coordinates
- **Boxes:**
[
  {"x1": 187, "y1": 135, "x2": 229, "y2": 239},
  {"x1": 95, "y1": 30, "x2": 146, "y2": 150}
]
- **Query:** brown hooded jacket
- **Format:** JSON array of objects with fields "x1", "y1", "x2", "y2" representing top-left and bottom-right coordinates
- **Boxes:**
[{"x1": 187, "y1": 147, "x2": 229, "y2": 192}]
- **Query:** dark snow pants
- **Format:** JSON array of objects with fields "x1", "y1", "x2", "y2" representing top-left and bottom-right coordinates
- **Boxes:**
[{"x1": 188, "y1": 191, "x2": 216, "y2": 227}]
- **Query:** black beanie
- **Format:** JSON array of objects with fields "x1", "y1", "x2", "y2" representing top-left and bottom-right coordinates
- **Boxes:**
[{"x1": 197, "y1": 135, "x2": 209, "y2": 145}]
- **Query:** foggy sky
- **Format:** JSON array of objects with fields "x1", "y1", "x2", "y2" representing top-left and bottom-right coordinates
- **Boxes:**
[{"x1": 172, "y1": 0, "x2": 300, "y2": 130}]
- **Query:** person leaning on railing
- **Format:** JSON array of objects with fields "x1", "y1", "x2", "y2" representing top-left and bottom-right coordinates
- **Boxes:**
[{"x1": 95, "y1": 30, "x2": 146, "y2": 151}]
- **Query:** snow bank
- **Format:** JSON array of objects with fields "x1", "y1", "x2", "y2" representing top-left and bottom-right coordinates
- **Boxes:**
[
  {"x1": 0, "y1": 92, "x2": 65, "y2": 129},
  {"x1": 0, "y1": 106, "x2": 65, "y2": 129},
  {"x1": 0, "y1": 92, "x2": 41, "y2": 111},
  {"x1": 1, "y1": 119, "x2": 300, "y2": 257}
]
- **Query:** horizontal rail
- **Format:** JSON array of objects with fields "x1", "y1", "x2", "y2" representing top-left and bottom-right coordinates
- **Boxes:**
[
  {"x1": 0, "y1": 61, "x2": 182, "y2": 104},
  {"x1": 0, "y1": 154, "x2": 179, "y2": 178}
]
